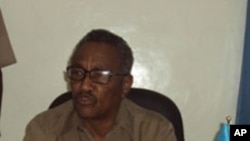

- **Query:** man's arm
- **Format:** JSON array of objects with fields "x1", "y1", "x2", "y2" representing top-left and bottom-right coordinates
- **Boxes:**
[{"x1": 23, "y1": 117, "x2": 53, "y2": 141}]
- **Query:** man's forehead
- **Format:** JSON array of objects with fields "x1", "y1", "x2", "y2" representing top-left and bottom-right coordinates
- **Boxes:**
[
  {"x1": 77, "y1": 43, "x2": 116, "y2": 56},
  {"x1": 71, "y1": 42, "x2": 122, "y2": 70}
]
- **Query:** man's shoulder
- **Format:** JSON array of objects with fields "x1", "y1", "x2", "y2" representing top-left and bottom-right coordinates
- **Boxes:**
[
  {"x1": 30, "y1": 100, "x2": 76, "y2": 128},
  {"x1": 123, "y1": 98, "x2": 171, "y2": 124},
  {"x1": 121, "y1": 99, "x2": 176, "y2": 140},
  {"x1": 24, "y1": 100, "x2": 79, "y2": 140}
]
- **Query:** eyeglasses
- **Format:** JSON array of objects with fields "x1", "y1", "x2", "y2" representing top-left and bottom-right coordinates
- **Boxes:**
[{"x1": 66, "y1": 66, "x2": 127, "y2": 84}]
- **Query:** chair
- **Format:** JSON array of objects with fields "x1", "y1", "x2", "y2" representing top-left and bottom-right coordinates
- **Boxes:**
[{"x1": 49, "y1": 88, "x2": 185, "y2": 141}]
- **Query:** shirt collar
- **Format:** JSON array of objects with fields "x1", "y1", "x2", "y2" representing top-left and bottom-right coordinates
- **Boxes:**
[
  {"x1": 75, "y1": 98, "x2": 134, "y2": 137},
  {"x1": 115, "y1": 98, "x2": 133, "y2": 136}
]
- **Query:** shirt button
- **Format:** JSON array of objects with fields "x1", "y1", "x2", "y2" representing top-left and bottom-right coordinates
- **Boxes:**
[{"x1": 77, "y1": 126, "x2": 84, "y2": 133}]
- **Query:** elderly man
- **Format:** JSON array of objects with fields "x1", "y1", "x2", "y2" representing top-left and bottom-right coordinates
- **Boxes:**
[{"x1": 23, "y1": 29, "x2": 177, "y2": 141}]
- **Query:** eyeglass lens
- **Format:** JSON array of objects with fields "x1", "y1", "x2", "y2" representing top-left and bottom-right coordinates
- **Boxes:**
[{"x1": 67, "y1": 67, "x2": 112, "y2": 84}]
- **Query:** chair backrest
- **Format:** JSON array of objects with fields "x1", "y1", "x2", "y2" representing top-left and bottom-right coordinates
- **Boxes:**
[{"x1": 49, "y1": 88, "x2": 185, "y2": 141}]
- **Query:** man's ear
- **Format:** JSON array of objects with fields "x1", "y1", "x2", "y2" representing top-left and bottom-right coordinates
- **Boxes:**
[{"x1": 121, "y1": 75, "x2": 133, "y2": 98}]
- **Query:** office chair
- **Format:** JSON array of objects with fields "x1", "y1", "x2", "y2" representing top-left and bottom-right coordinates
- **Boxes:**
[{"x1": 49, "y1": 88, "x2": 185, "y2": 141}]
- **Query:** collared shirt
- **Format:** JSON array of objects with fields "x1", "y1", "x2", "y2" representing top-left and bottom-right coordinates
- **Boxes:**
[{"x1": 23, "y1": 98, "x2": 177, "y2": 141}]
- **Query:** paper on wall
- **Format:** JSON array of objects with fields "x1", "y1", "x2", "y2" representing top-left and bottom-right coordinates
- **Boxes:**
[{"x1": 0, "y1": 9, "x2": 16, "y2": 68}]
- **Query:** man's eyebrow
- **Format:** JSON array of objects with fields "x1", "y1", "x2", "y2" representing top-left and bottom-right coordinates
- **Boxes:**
[
  {"x1": 69, "y1": 64, "x2": 82, "y2": 68},
  {"x1": 69, "y1": 63, "x2": 110, "y2": 71},
  {"x1": 91, "y1": 66, "x2": 108, "y2": 71}
]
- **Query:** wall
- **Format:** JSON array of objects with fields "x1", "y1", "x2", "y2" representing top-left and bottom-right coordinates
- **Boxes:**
[{"x1": 0, "y1": 0, "x2": 247, "y2": 141}]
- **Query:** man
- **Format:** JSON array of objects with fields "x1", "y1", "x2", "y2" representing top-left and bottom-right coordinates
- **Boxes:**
[{"x1": 23, "y1": 29, "x2": 177, "y2": 141}]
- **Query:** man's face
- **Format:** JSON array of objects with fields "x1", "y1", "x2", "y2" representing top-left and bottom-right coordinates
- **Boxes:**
[{"x1": 69, "y1": 42, "x2": 132, "y2": 120}]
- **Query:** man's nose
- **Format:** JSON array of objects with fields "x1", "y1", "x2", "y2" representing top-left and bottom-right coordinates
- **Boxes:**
[{"x1": 80, "y1": 74, "x2": 93, "y2": 91}]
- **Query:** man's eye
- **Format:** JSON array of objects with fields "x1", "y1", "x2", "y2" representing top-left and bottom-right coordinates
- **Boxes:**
[
  {"x1": 71, "y1": 70, "x2": 83, "y2": 76},
  {"x1": 91, "y1": 71, "x2": 104, "y2": 78}
]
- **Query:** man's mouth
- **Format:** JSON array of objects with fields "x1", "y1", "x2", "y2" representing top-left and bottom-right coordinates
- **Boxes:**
[{"x1": 75, "y1": 93, "x2": 96, "y2": 106}]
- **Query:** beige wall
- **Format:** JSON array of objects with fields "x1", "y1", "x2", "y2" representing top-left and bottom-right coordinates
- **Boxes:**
[{"x1": 0, "y1": 0, "x2": 247, "y2": 141}]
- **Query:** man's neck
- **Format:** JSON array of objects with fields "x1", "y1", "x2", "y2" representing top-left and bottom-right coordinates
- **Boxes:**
[
  {"x1": 81, "y1": 111, "x2": 119, "y2": 141},
  {"x1": 84, "y1": 118, "x2": 115, "y2": 136}
]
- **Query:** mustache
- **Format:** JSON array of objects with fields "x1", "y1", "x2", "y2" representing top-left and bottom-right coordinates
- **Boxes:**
[{"x1": 73, "y1": 92, "x2": 97, "y2": 101}]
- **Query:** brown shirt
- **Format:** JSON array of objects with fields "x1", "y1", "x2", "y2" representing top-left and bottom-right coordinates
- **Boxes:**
[{"x1": 23, "y1": 98, "x2": 177, "y2": 141}]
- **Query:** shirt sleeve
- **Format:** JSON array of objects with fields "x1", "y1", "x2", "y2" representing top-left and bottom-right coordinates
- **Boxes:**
[
  {"x1": 162, "y1": 122, "x2": 178, "y2": 141},
  {"x1": 23, "y1": 117, "x2": 52, "y2": 141},
  {"x1": 138, "y1": 116, "x2": 178, "y2": 141},
  {"x1": 23, "y1": 115, "x2": 57, "y2": 141},
  {"x1": 151, "y1": 120, "x2": 177, "y2": 141}
]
